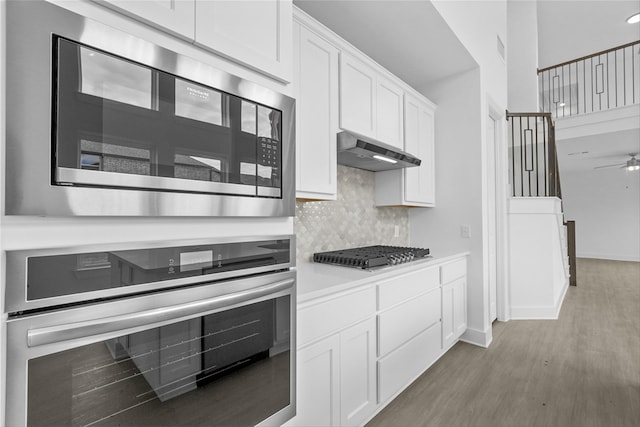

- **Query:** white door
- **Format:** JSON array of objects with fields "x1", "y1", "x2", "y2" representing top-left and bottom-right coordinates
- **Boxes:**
[{"x1": 487, "y1": 116, "x2": 498, "y2": 322}]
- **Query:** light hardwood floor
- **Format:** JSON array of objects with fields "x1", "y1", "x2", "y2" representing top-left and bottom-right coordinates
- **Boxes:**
[{"x1": 367, "y1": 258, "x2": 640, "y2": 427}]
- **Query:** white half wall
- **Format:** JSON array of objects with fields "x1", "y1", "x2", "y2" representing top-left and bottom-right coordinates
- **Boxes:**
[
  {"x1": 561, "y1": 167, "x2": 640, "y2": 261},
  {"x1": 508, "y1": 197, "x2": 569, "y2": 319}
]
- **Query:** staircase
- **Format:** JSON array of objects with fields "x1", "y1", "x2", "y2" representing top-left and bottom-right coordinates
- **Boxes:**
[{"x1": 506, "y1": 112, "x2": 574, "y2": 319}]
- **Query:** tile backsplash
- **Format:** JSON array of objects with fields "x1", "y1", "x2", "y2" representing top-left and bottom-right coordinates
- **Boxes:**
[{"x1": 295, "y1": 165, "x2": 409, "y2": 263}]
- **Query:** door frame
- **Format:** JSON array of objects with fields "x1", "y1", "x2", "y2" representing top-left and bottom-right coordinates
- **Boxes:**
[{"x1": 486, "y1": 98, "x2": 510, "y2": 322}]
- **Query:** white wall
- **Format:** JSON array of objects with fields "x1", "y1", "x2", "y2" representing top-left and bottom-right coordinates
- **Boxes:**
[
  {"x1": 537, "y1": 0, "x2": 640, "y2": 69},
  {"x1": 561, "y1": 167, "x2": 640, "y2": 261},
  {"x1": 507, "y1": 0, "x2": 539, "y2": 111},
  {"x1": 417, "y1": 0, "x2": 508, "y2": 346},
  {"x1": 411, "y1": 68, "x2": 488, "y2": 344},
  {"x1": 432, "y1": 0, "x2": 508, "y2": 107}
]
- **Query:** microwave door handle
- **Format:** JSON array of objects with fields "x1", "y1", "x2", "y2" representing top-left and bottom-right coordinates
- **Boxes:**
[{"x1": 27, "y1": 278, "x2": 294, "y2": 348}]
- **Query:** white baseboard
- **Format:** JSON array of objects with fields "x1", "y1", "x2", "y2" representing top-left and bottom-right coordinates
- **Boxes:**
[
  {"x1": 511, "y1": 275, "x2": 570, "y2": 320},
  {"x1": 577, "y1": 252, "x2": 640, "y2": 262},
  {"x1": 510, "y1": 306, "x2": 559, "y2": 319},
  {"x1": 460, "y1": 327, "x2": 492, "y2": 348}
]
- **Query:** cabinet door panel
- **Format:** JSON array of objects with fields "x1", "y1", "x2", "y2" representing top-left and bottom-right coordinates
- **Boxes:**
[
  {"x1": 377, "y1": 322, "x2": 441, "y2": 404},
  {"x1": 376, "y1": 76, "x2": 404, "y2": 149},
  {"x1": 295, "y1": 24, "x2": 339, "y2": 200},
  {"x1": 340, "y1": 318, "x2": 376, "y2": 427},
  {"x1": 378, "y1": 288, "x2": 441, "y2": 357},
  {"x1": 377, "y1": 266, "x2": 440, "y2": 310},
  {"x1": 195, "y1": 0, "x2": 293, "y2": 82},
  {"x1": 453, "y1": 278, "x2": 467, "y2": 338},
  {"x1": 442, "y1": 276, "x2": 466, "y2": 348},
  {"x1": 93, "y1": 0, "x2": 195, "y2": 39},
  {"x1": 298, "y1": 286, "x2": 376, "y2": 347},
  {"x1": 294, "y1": 335, "x2": 341, "y2": 427},
  {"x1": 404, "y1": 94, "x2": 435, "y2": 205},
  {"x1": 441, "y1": 258, "x2": 467, "y2": 284},
  {"x1": 442, "y1": 282, "x2": 455, "y2": 348},
  {"x1": 339, "y1": 53, "x2": 376, "y2": 138}
]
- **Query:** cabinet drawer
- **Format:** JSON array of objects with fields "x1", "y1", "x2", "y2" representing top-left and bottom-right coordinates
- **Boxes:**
[
  {"x1": 378, "y1": 287, "x2": 440, "y2": 357},
  {"x1": 378, "y1": 321, "x2": 441, "y2": 404},
  {"x1": 298, "y1": 286, "x2": 376, "y2": 347},
  {"x1": 377, "y1": 266, "x2": 439, "y2": 310},
  {"x1": 441, "y1": 258, "x2": 466, "y2": 284}
]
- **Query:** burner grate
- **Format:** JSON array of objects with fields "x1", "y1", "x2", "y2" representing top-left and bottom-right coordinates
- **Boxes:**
[{"x1": 313, "y1": 245, "x2": 430, "y2": 269}]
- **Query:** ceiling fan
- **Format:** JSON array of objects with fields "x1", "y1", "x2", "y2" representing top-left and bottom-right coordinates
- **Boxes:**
[{"x1": 594, "y1": 153, "x2": 640, "y2": 171}]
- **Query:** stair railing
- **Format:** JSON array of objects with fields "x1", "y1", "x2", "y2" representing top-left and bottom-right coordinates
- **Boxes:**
[
  {"x1": 538, "y1": 41, "x2": 640, "y2": 118},
  {"x1": 507, "y1": 111, "x2": 576, "y2": 286},
  {"x1": 506, "y1": 111, "x2": 560, "y2": 198}
]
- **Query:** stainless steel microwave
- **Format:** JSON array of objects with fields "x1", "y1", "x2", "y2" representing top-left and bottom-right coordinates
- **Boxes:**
[{"x1": 4, "y1": 1, "x2": 295, "y2": 217}]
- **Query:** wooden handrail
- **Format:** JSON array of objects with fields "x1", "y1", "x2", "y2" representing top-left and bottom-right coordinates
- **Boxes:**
[
  {"x1": 565, "y1": 220, "x2": 577, "y2": 286},
  {"x1": 537, "y1": 40, "x2": 640, "y2": 73}
]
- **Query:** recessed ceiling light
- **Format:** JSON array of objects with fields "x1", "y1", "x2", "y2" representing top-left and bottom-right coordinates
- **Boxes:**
[{"x1": 627, "y1": 13, "x2": 640, "y2": 24}]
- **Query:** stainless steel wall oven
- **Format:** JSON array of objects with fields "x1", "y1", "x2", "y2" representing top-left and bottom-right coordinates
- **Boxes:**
[
  {"x1": 4, "y1": 236, "x2": 296, "y2": 426},
  {"x1": 4, "y1": 1, "x2": 295, "y2": 216}
]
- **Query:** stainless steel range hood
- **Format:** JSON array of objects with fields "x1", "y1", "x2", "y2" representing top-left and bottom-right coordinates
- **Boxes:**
[{"x1": 337, "y1": 131, "x2": 421, "y2": 172}]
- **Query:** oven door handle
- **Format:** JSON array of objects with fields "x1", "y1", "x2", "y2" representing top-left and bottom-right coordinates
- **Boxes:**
[{"x1": 27, "y1": 278, "x2": 294, "y2": 348}]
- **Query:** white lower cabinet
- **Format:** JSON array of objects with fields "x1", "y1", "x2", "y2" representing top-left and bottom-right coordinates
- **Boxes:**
[
  {"x1": 292, "y1": 256, "x2": 468, "y2": 426},
  {"x1": 295, "y1": 334, "x2": 341, "y2": 427},
  {"x1": 441, "y1": 258, "x2": 468, "y2": 349},
  {"x1": 291, "y1": 317, "x2": 376, "y2": 427},
  {"x1": 378, "y1": 321, "x2": 441, "y2": 404},
  {"x1": 442, "y1": 277, "x2": 467, "y2": 349},
  {"x1": 377, "y1": 287, "x2": 441, "y2": 357},
  {"x1": 339, "y1": 318, "x2": 377, "y2": 426}
]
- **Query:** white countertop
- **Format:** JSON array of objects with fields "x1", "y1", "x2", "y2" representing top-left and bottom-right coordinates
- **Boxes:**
[{"x1": 295, "y1": 252, "x2": 470, "y2": 304}]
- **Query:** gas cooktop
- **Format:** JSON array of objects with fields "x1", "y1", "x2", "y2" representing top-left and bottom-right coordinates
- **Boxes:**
[{"x1": 313, "y1": 245, "x2": 430, "y2": 270}]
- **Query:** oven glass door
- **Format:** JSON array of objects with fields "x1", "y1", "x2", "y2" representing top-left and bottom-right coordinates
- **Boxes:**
[
  {"x1": 6, "y1": 274, "x2": 294, "y2": 427},
  {"x1": 54, "y1": 37, "x2": 282, "y2": 198}
]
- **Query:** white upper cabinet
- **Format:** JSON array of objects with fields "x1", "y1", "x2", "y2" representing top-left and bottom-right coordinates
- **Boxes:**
[
  {"x1": 339, "y1": 53, "x2": 404, "y2": 149},
  {"x1": 92, "y1": 0, "x2": 293, "y2": 82},
  {"x1": 294, "y1": 21, "x2": 339, "y2": 200},
  {"x1": 92, "y1": 0, "x2": 196, "y2": 39},
  {"x1": 404, "y1": 93, "x2": 436, "y2": 205},
  {"x1": 375, "y1": 93, "x2": 436, "y2": 207},
  {"x1": 376, "y1": 75, "x2": 404, "y2": 149},
  {"x1": 339, "y1": 53, "x2": 377, "y2": 139},
  {"x1": 194, "y1": 0, "x2": 293, "y2": 82}
]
